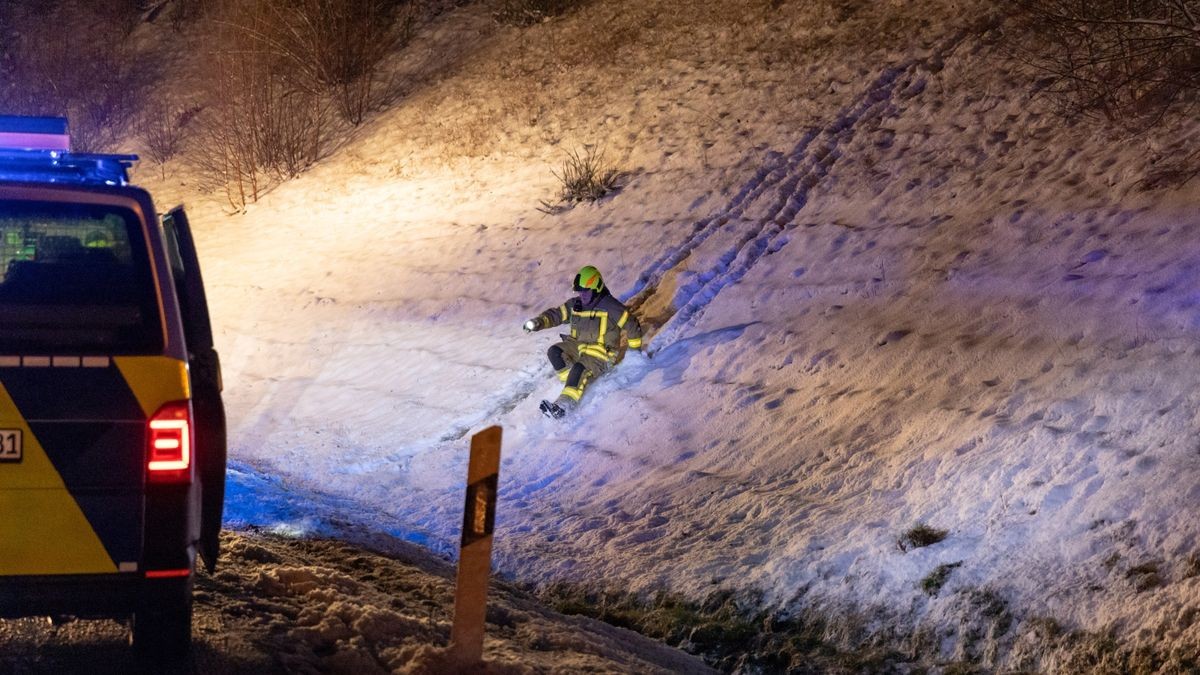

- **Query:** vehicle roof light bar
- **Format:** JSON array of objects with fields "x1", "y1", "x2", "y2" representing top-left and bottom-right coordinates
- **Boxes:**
[
  {"x1": 0, "y1": 115, "x2": 138, "y2": 186},
  {"x1": 0, "y1": 150, "x2": 139, "y2": 186}
]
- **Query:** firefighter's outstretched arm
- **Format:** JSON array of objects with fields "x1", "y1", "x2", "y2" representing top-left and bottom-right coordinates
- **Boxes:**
[
  {"x1": 619, "y1": 308, "x2": 644, "y2": 350},
  {"x1": 524, "y1": 300, "x2": 573, "y2": 333}
]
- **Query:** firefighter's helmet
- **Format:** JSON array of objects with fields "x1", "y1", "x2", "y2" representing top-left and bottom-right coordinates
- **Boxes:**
[
  {"x1": 84, "y1": 230, "x2": 111, "y2": 248},
  {"x1": 573, "y1": 265, "x2": 604, "y2": 293}
]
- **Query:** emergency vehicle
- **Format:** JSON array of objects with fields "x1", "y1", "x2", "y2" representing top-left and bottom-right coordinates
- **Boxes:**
[{"x1": 0, "y1": 116, "x2": 226, "y2": 657}]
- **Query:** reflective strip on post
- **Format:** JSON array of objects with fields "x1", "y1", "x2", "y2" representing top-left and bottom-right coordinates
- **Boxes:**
[{"x1": 451, "y1": 426, "x2": 502, "y2": 666}]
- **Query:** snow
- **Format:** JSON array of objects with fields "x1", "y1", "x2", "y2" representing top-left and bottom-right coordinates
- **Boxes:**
[{"x1": 128, "y1": 0, "x2": 1200, "y2": 667}]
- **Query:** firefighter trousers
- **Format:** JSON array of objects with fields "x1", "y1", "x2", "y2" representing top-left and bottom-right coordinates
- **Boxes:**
[{"x1": 547, "y1": 339, "x2": 612, "y2": 405}]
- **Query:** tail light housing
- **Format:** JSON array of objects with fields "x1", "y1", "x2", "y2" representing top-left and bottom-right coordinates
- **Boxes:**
[{"x1": 147, "y1": 400, "x2": 192, "y2": 484}]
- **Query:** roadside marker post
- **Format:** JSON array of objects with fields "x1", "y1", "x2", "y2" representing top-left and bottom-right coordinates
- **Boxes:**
[{"x1": 450, "y1": 425, "x2": 502, "y2": 665}]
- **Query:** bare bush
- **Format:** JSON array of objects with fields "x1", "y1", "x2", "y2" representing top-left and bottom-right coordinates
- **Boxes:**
[
  {"x1": 897, "y1": 523, "x2": 948, "y2": 552},
  {"x1": 188, "y1": 0, "x2": 420, "y2": 206},
  {"x1": 191, "y1": 2, "x2": 332, "y2": 211},
  {"x1": 230, "y1": 0, "x2": 415, "y2": 125},
  {"x1": 0, "y1": 1, "x2": 152, "y2": 151},
  {"x1": 190, "y1": 98, "x2": 262, "y2": 212},
  {"x1": 140, "y1": 100, "x2": 200, "y2": 178},
  {"x1": 1016, "y1": 0, "x2": 1200, "y2": 129}
]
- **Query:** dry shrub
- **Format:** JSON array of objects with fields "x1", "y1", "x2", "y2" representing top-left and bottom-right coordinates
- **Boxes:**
[
  {"x1": 1016, "y1": 0, "x2": 1200, "y2": 129},
  {"x1": 0, "y1": 0, "x2": 152, "y2": 151},
  {"x1": 1010, "y1": 1, "x2": 1200, "y2": 187},
  {"x1": 190, "y1": 59, "x2": 331, "y2": 210},
  {"x1": 230, "y1": 0, "x2": 415, "y2": 125},
  {"x1": 558, "y1": 148, "x2": 618, "y2": 201},
  {"x1": 140, "y1": 100, "x2": 201, "y2": 179},
  {"x1": 191, "y1": 1, "x2": 333, "y2": 211},
  {"x1": 190, "y1": 100, "x2": 262, "y2": 211},
  {"x1": 544, "y1": 146, "x2": 619, "y2": 210},
  {"x1": 897, "y1": 523, "x2": 948, "y2": 552},
  {"x1": 189, "y1": 0, "x2": 416, "y2": 209}
]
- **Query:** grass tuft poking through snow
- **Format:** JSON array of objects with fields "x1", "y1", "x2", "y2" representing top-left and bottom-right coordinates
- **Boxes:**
[
  {"x1": 542, "y1": 145, "x2": 621, "y2": 211},
  {"x1": 897, "y1": 523, "x2": 949, "y2": 552},
  {"x1": 921, "y1": 561, "x2": 963, "y2": 596},
  {"x1": 540, "y1": 583, "x2": 922, "y2": 671},
  {"x1": 540, "y1": 584, "x2": 759, "y2": 667}
]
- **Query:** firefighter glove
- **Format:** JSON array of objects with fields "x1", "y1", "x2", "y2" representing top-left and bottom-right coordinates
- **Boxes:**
[{"x1": 523, "y1": 319, "x2": 539, "y2": 333}]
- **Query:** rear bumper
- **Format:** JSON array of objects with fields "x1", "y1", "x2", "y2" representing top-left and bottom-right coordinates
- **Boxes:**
[
  {"x1": 0, "y1": 558, "x2": 193, "y2": 618},
  {"x1": 0, "y1": 573, "x2": 146, "y2": 617}
]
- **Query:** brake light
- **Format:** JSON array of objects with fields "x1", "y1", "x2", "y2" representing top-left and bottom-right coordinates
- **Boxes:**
[
  {"x1": 147, "y1": 400, "x2": 192, "y2": 483},
  {"x1": 145, "y1": 568, "x2": 191, "y2": 579}
]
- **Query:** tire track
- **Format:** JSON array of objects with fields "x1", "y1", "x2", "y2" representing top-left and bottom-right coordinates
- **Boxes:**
[
  {"x1": 622, "y1": 126, "x2": 822, "y2": 308},
  {"x1": 634, "y1": 29, "x2": 976, "y2": 350}
]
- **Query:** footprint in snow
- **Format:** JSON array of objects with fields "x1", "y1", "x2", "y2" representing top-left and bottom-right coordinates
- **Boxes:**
[
  {"x1": 1040, "y1": 484, "x2": 1071, "y2": 512},
  {"x1": 876, "y1": 329, "x2": 912, "y2": 346}
]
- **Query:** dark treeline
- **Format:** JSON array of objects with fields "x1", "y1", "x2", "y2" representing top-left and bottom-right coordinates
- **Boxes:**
[{"x1": 0, "y1": 0, "x2": 414, "y2": 209}]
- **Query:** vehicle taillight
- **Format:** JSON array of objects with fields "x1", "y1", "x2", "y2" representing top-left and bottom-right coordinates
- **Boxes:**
[{"x1": 147, "y1": 400, "x2": 192, "y2": 483}]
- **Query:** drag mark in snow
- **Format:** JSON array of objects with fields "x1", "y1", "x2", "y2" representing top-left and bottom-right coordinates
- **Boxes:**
[
  {"x1": 622, "y1": 129, "x2": 821, "y2": 311},
  {"x1": 628, "y1": 29, "x2": 977, "y2": 350},
  {"x1": 439, "y1": 363, "x2": 547, "y2": 442}
]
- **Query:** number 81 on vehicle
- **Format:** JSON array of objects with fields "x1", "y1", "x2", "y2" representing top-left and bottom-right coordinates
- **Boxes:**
[{"x1": 0, "y1": 429, "x2": 20, "y2": 462}]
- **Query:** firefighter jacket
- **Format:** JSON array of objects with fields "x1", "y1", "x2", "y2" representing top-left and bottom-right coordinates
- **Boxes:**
[{"x1": 534, "y1": 290, "x2": 644, "y2": 361}]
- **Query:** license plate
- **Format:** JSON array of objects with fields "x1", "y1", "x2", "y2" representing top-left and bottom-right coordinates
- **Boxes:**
[{"x1": 0, "y1": 429, "x2": 20, "y2": 462}]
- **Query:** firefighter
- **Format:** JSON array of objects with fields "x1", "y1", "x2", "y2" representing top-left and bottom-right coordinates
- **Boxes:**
[{"x1": 524, "y1": 265, "x2": 644, "y2": 419}]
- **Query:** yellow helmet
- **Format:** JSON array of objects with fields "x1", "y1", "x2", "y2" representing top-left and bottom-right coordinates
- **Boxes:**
[{"x1": 572, "y1": 265, "x2": 604, "y2": 292}]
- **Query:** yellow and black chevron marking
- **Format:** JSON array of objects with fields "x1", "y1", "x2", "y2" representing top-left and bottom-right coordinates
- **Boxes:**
[{"x1": 0, "y1": 356, "x2": 187, "y2": 576}]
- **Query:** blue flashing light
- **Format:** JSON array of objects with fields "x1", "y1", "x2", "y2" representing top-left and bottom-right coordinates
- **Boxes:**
[
  {"x1": 0, "y1": 115, "x2": 138, "y2": 186},
  {"x1": 0, "y1": 115, "x2": 69, "y2": 135},
  {"x1": 0, "y1": 149, "x2": 139, "y2": 186}
]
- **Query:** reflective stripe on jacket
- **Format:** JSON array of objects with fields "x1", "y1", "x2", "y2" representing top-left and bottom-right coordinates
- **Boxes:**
[{"x1": 537, "y1": 290, "x2": 643, "y2": 358}]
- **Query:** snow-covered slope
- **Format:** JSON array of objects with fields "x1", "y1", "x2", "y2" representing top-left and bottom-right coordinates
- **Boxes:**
[{"x1": 136, "y1": 0, "x2": 1200, "y2": 668}]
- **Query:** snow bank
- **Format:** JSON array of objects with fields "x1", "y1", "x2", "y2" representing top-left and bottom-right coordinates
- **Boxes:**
[
  {"x1": 0, "y1": 531, "x2": 712, "y2": 673},
  {"x1": 128, "y1": 0, "x2": 1200, "y2": 668}
]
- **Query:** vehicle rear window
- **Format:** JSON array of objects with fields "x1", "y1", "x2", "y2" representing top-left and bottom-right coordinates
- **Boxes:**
[{"x1": 0, "y1": 200, "x2": 163, "y2": 354}]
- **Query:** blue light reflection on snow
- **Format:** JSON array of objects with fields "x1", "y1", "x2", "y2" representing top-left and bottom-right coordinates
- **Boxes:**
[{"x1": 223, "y1": 460, "x2": 434, "y2": 549}]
